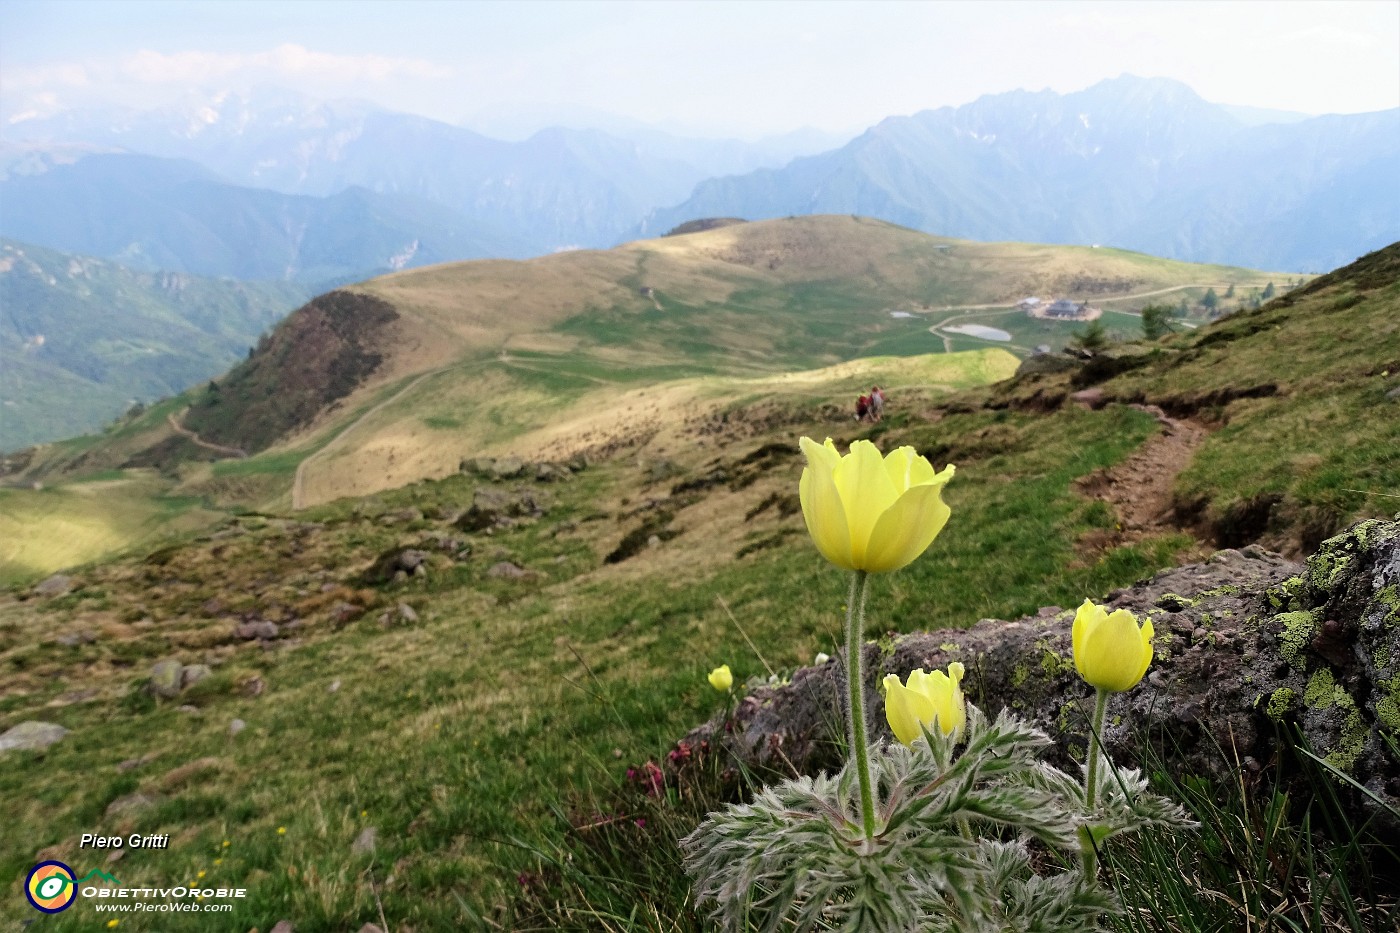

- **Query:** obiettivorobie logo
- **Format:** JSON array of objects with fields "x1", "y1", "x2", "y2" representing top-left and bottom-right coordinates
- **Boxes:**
[
  {"x1": 23, "y1": 860, "x2": 248, "y2": 915},
  {"x1": 25, "y1": 862, "x2": 121, "y2": 913}
]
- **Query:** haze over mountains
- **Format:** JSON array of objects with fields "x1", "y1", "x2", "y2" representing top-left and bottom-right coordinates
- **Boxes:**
[
  {"x1": 4, "y1": 76, "x2": 1397, "y2": 276},
  {"x1": 1, "y1": 74, "x2": 1396, "y2": 450},
  {"x1": 640, "y1": 76, "x2": 1400, "y2": 273}
]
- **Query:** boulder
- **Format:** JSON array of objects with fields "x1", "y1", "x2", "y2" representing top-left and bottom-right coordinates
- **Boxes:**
[
  {"x1": 676, "y1": 520, "x2": 1400, "y2": 828},
  {"x1": 487, "y1": 561, "x2": 530, "y2": 579},
  {"x1": 455, "y1": 488, "x2": 548, "y2": 532},
  {"x1": 236, "y1": 621, "x2": 279, "y2": 641},
  {"x1": 0, "y1": 721, "x2": 68, "y2": 754},
  {"x1": 363, "y1": 547, "x2": 430, "y2": 584},
  {"x1": 148, "y1": 659, "x2": 185, "y2": 698},
  {"x1": 490, "y1": 456, "x2": 525, "y2": 480},
  {"x1": 180, "y1": 664, "x2": 212, "y2": 690},
  {"x1": 32, "y1": 574, "x2": 75, "y2": 598}
]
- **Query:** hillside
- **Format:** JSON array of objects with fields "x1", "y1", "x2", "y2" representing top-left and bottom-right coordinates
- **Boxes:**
[
  {"x1": 639, "y1": 76, "x2": 1400, "y2": 272},
  {"x1": 0, "y1": 239, "x2": 308, "y2": 449},
  {"x1": 0, "y1": 152, "x2": 530, "y2": 283},
  {"x1": 0, "y1": 240, "x2": 1395, "y2": 930},
  {"x1": 5, "y1": 217, "x2": 1285, "y2": 509}
]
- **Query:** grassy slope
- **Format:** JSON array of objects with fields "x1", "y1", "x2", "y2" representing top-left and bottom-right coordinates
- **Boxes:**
[
  {"x1": 0, "y1": 381, "x2": 1182, "y2": 931},
  {"x1": 0, "y1": 239, "x2": 308, "y2": 450},
  {"x1": 992, "y1": 240, "x2": 1400, "y2": 555},
  {"x1": 0, "y1": 241, "x2": 1393, "y2": 930},
  {"x1": 218, "y1": 216, "x2": 1290, "y2": 507}
]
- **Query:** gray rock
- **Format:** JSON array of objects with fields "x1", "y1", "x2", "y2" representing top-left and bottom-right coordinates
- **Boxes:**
[
  {"x1": 328, "y1": 679, "x2": 341, "y2": 693},
  {"x1": 358, "y1": 925, "x2": 385, "y2": 933},
  {"x1": 1069, "y1": 387, "x2": 1108, "y2": 410},
  {"x1": 675, "y1": 519, "x2": 1400, "y2": 828},
  {"x1": 149, "y1": 659, "x2": 185, "y2": 698},
  {"x1": 352, "y1": 826, "x2": 377, "y2": 855},
  {"x1": 176, "y1": 705, "x2": 201, "y2": 715},
  {"x1": 0, "y1": 721, "x2": 68, "y2": 753},
  {"x1": 385, "y1": 507, "x2": 424, "y2": 524},
  {"x1": 1386, "y1": 386, "x2": 1400, "y2": 400},
  {"x1": 55, "y1": 630, "x2": 96, "y2": 647},
  {"x1": 180, "y1": 664, "x2": 212, "y2": 689},
  {"x1": 270, "y1": 922, "x2": 295, "y2": 933},
  {"x1": 395, "y1": 602, "x2": 419, "y2": 624},
  {"x1": 535, "y1": 462, "x2": 571, "y2": 482},
  {"x1": 32, "y1": 574, "x2": 74, "y2": 597},
  {"x1": 236, "y1": 621, "x2": 279, "y2": 641},
  {"x1": 329, "y1": 602, "x2": 364, "y2": 626},
  {"x1": 456, "y1": 487, "x2": 547, "y2": 532},
  {"x1": 490, "y1": 456, "x2": 525, "y2": 479},
  {"x1": 105, "y1": 793, "x2": 157, "y2": 817},
  {"x1": 487, "y1": 561, "x2": 529, "y2": 579},
  {"x1": 228, "y1": 719, "x2": 247, "y2": 737},
  {"x1": 363, "y1": 547, "x2": 430, "y2": 584}
]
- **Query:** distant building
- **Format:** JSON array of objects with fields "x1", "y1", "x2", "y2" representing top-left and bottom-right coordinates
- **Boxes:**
[
  {"x1": 1018, "y1": 297, "x2": 1042, "y2": 310},
  {"x1": 1045, "y1": 299, "x2": 1086, "y2": 318}
]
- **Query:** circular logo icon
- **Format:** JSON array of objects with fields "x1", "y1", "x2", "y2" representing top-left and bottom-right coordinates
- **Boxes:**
[{"x1": 26, "y1": 861, "x2": 77, "y2": 913}]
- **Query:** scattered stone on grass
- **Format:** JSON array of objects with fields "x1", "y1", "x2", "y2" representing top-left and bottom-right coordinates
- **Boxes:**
[{"x1": 0, "y1": 721, "x2": 68, "y2": 753}]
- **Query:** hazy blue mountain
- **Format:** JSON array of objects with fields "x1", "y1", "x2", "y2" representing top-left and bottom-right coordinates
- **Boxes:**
[
  {"x1": 0, "y1": 239, "x2": 309, "y2": 449},
  {"x1": 0, "y1": 151, "x2": 527, "y2": 282},
  {"x1": 637, "y1": 76, "x2": 1400, "y2": 271},
  {"x1": 3, "y1": 88, "x2": 831, "y2": 254}
]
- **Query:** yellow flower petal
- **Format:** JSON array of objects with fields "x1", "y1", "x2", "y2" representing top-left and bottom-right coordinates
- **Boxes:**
[
  {"x1": 800, "y1": 437, "x2": 855, "y2": 569},
  {"x1": 1072, "y1": 600, "x2": 1154, "y2": 692},
  {"x1": 797, "y1": 437, "x2": 955, "y2": 574},
  {"x1": 883, "y1": 673, "x2": 936, "y2": 746},
  {"x1": 884, "y1": 663, "x2": 967, "y2": 744},
  {"x1": 833, "y1": 440, "x2": 899, "y2": 567},
  {"x1": 707, "y1": 664, "x2": 733, "y2": 692},
  {"x1": 861, "y1": 466, "x2": 954, "y2": 573}
]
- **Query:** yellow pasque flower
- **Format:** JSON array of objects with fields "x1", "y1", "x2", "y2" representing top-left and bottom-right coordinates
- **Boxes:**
[
  {"x1": 799, "y1": 438, "x2": 954, "y2": 573},
  {"x1": 707, "y1": 664, "x2": 733, "y2": 692},
  {"x1": 1071, "y1": 599, "x2": 1154, "y2": 692},
  {"x1": 882, "y1": 662, "x2": 967, "y2": 745}
]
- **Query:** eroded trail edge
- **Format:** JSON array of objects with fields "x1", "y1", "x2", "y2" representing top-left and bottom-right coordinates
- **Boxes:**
[{"x1": 1074, "y1": 403, "x2": 1209, "y2": 556}]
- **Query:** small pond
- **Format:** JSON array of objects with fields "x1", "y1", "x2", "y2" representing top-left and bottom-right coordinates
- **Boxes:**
[{"x1": 943, "y1": 323, "x2": 1012, "y2": 341}]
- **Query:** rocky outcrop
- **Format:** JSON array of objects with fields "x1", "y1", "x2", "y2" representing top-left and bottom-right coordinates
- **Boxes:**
[{"x1": 678, "y1": 519, "x2": 1400, "y2": 826}]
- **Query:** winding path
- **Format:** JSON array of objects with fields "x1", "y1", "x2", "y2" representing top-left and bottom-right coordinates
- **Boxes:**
[
  {"x1": 290, "y1": 368, "x2": 447, "y2": 510},
  {"x1": 167, "y1": 409, "x2": 247, "y2": 459}
]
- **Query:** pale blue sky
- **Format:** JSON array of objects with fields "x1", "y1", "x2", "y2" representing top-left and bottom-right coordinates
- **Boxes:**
[{"x1": 3, "y1": 0, "x2": 1397, "y2": 137}]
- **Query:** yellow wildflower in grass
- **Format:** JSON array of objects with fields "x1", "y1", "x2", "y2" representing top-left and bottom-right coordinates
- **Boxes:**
[
  {"x1": 798, "y1": 438, "x2": 954, "y2": 573},
  {"x1": 1071, "y1": 599, "x2": 1154, "y2": 693},
  {"x1": 277, "y1": 826, "x2": 286, "y2": 835},
  {"x1": 883, "y1": 663, "x2": 967, "y2": 745},
  {"x1": 707, "y1": 664, "x2": 733, "y2": 692},
  {"x1": 107, "y1": 921, "x2": 120, "y2": 929}
]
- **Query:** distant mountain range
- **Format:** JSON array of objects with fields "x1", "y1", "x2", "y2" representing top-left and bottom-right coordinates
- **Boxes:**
[
  {"x1": 1, "y1": 87, "x2": 842, "y2": 263},
  {"x1": 0, "y1": 238, "x2": 308, "y2": 449},
  {"x1": 1, "y1": 76, "x2": 1395, "y2": 292},
  {"x1": 0, "y1": 150, "x2": 530, "y2": 283},
  {"x1": 638, "y1": 76, "x2": 1400, "y2": 272}
]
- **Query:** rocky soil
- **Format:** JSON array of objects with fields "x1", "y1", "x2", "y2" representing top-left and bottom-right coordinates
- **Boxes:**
[{"x1": 678, "y1": 518, "x2": 1400, "y2": 827}]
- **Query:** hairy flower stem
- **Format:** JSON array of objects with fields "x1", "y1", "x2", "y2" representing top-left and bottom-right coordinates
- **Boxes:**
[
  {"x1": 844, "y1": 570, "x2": 877, "y2": 839},
  {"x1": 1080, "y1": 687, "x2": 1110, "y2": 881}
]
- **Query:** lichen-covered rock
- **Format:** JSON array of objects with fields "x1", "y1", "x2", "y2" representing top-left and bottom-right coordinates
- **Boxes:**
[
  {"x1": 678, "y1": 520, "x2": 1400, "y2": 827},
  {"x1": 148, "y1": 659, "x2": 185, "y2": 699},
  {"x1": 0, "y1": 720, "x2": 68, "y2": 753}
]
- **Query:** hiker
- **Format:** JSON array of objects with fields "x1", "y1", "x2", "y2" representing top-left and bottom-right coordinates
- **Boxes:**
[
  {"x1": 870, "y1": 386, "x2": 885, "y2": 422},
  {"x1": 855, "y1": 395, "x2": 870, "y2": 422}
]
